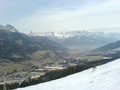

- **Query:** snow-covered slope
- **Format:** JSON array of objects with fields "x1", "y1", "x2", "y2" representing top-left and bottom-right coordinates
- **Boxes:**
[{"x1": 16, "y1": 59, "x2": 120, "y2": 90}]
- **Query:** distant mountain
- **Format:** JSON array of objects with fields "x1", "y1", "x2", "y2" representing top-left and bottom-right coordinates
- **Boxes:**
[
  {"x1": 29, "y1": 31, "x2": 120, "y2": 50},
  {"x1": 0, "y1": 24, "x2": 67, "y2": 61}
]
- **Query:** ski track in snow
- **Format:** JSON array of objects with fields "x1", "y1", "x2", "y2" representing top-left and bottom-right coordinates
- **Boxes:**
[{"x1": 16, "y1": 59, "x2": 120, "y2": 90}]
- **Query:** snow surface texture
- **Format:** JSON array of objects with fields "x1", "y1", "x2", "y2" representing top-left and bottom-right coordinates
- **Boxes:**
[{"x1": 16, "y1": 59, "x2": 120, "y2": 90}]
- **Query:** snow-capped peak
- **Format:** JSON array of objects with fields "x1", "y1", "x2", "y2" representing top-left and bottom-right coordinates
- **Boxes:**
[
  {"x1": 28, "y1": 30, "x2": 105, "y2": 39},
  {"x1": 29, "y1": 31, "x2": 71, "y2": 39},
  {"x1": 0, "y1": 24, "x2": 18, "y2": 32}
]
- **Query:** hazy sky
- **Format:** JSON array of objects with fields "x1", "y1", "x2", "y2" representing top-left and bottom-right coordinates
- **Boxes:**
[{"x1": 0, "y1": 0, "x2": 120, "y2": 33}]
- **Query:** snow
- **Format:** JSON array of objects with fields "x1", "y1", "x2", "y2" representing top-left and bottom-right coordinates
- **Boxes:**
[
  {"x1": 16, "y1": 59, "x2": 120, "y2": 90},
  {"x1": 0, "y1": 24, "x2": 17, "y2": 32},
  {"x1": 28, "y1": 31, "x2": 105, "y2": 39},
  {"x1": 112, "y1": 47, "x2": 120, "y2": 51}
]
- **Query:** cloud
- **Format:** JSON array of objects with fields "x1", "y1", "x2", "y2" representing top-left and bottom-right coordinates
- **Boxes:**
[{"x1": 13, "y1": 0, "x2": 120, "y2": 33}]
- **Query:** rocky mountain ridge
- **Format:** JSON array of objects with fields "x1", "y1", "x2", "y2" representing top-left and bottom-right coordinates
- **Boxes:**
[{"x1": 29, "y1": 31, "x2": 120, "y2": 49}]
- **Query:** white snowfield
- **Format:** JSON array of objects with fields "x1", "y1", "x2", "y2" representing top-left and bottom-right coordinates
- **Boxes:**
[{"x1": 16, "y1": 59, "x2": 120, "y2": 90}]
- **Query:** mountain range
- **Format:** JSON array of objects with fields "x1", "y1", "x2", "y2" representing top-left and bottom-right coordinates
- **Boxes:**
[
  {"x1": 1, "y1": 24, "x2": 120, "y2": 61},
  {"x1": 29, "y1": 31, "x2": 120, "y2": 50}
]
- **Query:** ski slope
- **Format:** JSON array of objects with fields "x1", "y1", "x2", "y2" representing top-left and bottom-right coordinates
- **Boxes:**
[{"x1": 16, "y1": 59, "x2": 120, "y2": 90}]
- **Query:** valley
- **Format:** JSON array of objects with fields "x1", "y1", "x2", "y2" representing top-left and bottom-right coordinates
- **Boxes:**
[
  {"x1": 0, "y1": 48, "x2": 114, "y2": 85},
  {"x1": 0, "y1": 24, "x2": 120, "y2": 90},
  {"x1": 1, "y1": 0, "x2": 120, "y2": 89}
]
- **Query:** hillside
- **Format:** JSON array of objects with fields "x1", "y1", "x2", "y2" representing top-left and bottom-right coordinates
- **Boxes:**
[
  {"x1": 16, "y1": 58, "x2": 120, "y2": 90},
  {"x1": 0, "y1": 24, "x2": 67, "y2": 61},
  {"x1": 94, "y1": 40, "x2": 120, "y2": 52}
]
